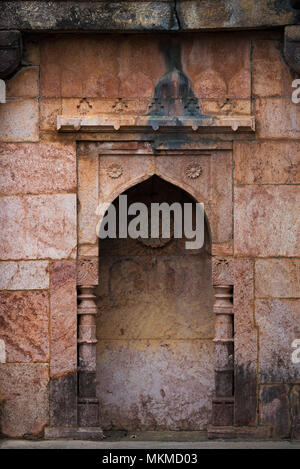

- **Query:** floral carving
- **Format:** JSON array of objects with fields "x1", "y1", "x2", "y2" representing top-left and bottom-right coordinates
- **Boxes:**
[
  {"x1": 107, "y1": 163, "x2": 123, "y2": 179},
  {"x1": 212, "y1": 258, "x2": 233, "y2": 285},
  {"x1": 77, "y1": 258, "x2": 98, "y2": 286},
  {"x1": 185, "y1": 162, "x2": 203, "y2": 179},
  {"x1": 76, "y1": 98, "x2": 92, "y2": 115},
  {"x1": 112, "y1": 98, "x2": 128, "y2": 113}
]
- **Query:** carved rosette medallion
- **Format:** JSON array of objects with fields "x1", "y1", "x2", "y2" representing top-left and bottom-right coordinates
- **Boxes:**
[
  {"x1": 185, "y1": 162, "x2": 202, "y2": 179},
  {"x1": 107, "y1": 163, "x2": 123, "y2": 179}
]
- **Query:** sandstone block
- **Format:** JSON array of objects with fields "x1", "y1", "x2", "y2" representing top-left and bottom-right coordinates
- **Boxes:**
[
  {"x1": 50, "y1": 261, "x2": 77, "y2": 377},
  {"x1": 6, "y1": 66, "x2": 39, "y2": 98},
  {"x1": 256, "y1": 299, "x2": 300, "y2": 383},
  {"x1": 234, "y1": 141, "x2": 300, "y2": 184},
  {"x1": 255, "y1": 259, "x2": 300, "y2": 298},
  {"x1": 0, "y1": 194, "x2": 77, "y2": 260},
  {"x1": 97, "y1": 340, "x2": 214, "y2": 430},
  {"x1": 256, "y1": 98, "x2": 300, "y2": 138},
  {"x1": 234, "y1": 186, "x2": 300, "y2": 257},
  {"x1": 0, "y1": 100, "x2": 39, "y2": 142},
  {"x1": 0, "y1": 260, "x2": 49, "y2": 290},
  {"x1": 0, "y1": 142, "x2": 76, "y2": 194},
  {"x1": 260, "y1": 384, "x2": 290, "y2": 438},
  {"x1": 0, "y1": 363, "x2": 49, "y2": 437},
  {"x1": 252, "y1": 40, "x2": 292, "y2": 97},
  {"x1": 0, "y1": 290, "x2": 49, "y2": 362}
]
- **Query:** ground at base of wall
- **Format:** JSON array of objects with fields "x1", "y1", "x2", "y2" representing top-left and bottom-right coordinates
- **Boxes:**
[{"x1": 1, "y1": 438, "x2": 300, "y2": 449}]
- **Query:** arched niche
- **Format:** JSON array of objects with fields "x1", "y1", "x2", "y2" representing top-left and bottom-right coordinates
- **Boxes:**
[{"x1": 95, "y1": 175, "x2": 215, "y2": 430}]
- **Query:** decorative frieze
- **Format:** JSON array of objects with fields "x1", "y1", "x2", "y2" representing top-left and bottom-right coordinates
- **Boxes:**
[{"x1": 57, "y1": 114, "x2": 255, "y2": 133}]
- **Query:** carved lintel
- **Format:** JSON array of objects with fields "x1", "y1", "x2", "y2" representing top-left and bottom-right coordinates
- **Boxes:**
[
  {"x1": 0, "y1": 30, "x2": 22, "y2": 79},
  {"x1": 284, "y1": 26, "x2": 300, "y2": 74}
]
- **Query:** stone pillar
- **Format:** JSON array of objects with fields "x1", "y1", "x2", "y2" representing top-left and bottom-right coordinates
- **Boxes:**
[
  {"x1": 77, "y1": 284, "x2": 100, "y2": 427},
  {"x1": 211, "y1": 285, "x2": 234, "y2": 426}
]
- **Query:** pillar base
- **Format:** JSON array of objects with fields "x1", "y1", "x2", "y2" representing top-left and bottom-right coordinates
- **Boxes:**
[
  {"x1": 44, "y1": 426, "x2": 104, "y2": 441},
  {"x1": 212, "y1": 397, "x2": 234, "y2": 426}
]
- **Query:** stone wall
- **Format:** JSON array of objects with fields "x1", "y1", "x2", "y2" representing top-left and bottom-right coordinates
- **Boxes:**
[{"x1": 0, "y1": 30, "x2": 299, "y2": 438}]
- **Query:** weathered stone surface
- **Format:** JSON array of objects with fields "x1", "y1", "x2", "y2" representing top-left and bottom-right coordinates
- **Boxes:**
[
  {"x1": 208, "y1": 424, "x2": 272, "y2": 440},
  {"x1": 234, "y1": 259, "x2": 258, "y2": 426},
  {"x1": 1, "y1": 2, "x2": 179, "y2": 32},
  {"x1": 40, "y1": 34, "x2": 251, "y2": 101},
  {"x1": 234, "y1": 141, "x2": 300, "y2": 184},
  {"x1": 45, "y1": 426, "x2": 103, "y2": 440},
  {"x1": 40, "y1": 98, "x2": 62, "y2": 130},
  {"x1": 256, "y1": 98, "x2": 300, "y2": 138},
  {"x1": 234, "y1": 186, "x2": 300, "y2": 257},
  {"x1": 177, "y1": 1, "x2": 300, "y2": 30},
  {"x1": 1, "y1": 1, "x2": 299, "y2": 32},
  {"x1": 256, "y1": 299, "x2": 300, "y2": 383},
  {"x1": 6, "y1": 66, "x2": 39, "y2": 98},
  {"x1": 0, "y1": 260, "x2": 49, "y2": 290},
  {"x1": 284, "y1": 25, "x2": 300, "y2": 75},
  {"x1": 212, "y1": 241, "x2": 233, "y2": 256},
  {"x1": 181, "y1": 34, "x2": 250, "y2": 99},
  {"x1": 97, "y1": 254, "x2": 214, "y2": 340},
  {"x1": 0, "y1": 194, "x2": 77, "y2": 260},
  {"x1": 78, "y1": 155, "x2": 99, "y2": 246},
  {"x1": 78, "y1": 244, "x2": 99, "y2": 258},
  {"x1": 252, "y1": 39, "x2": 292, "y2": 97},
  {"x1": 291, "y1": 385, "x2": 300, "y2": 440},
  {"x1": 49, "y1": 373, "x2": 77, "y2": 427},
  {"x1": 260, "y1": 385, "x2": 290, "y2": 439},
  {"x1": 0, "y1": 100, "x2": 39, "y2": 142},
  {"x1": 23, "y1": 38, "x2": 40, "y2": 65},
  {"x1": 0, "y1": 30, "x2": 22, "y2": 79},
  {"x1": 0, "y1": 142, "x2": 76, "y2": 194},
  {"x1": 0, "y1": 363, "x2": 49, "y2": 437},
  {"x1": 211, "y1": 398, "x2": 234, "y2": 426},
  {"x1": 255, "y1": 259, "x2": 300, "y2": 298},
  {"x1": 97, "y1": 340, "x2": 214, "y2": 430},
  {"x1": 50, "y1": 261, "x2": 77, "y2": 377},
  {"x1": 78, "y1": 400, "x2": 99, "y2": 427},
  {"x1": 41, "y1": 35, "x2": 166, "y2": 98},
  {"x1": 0, "y1": 291, "x2": 49, "y2": 363}
]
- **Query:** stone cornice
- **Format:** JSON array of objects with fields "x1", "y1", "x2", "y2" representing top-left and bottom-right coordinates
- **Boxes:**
[{"x1": 0, "y1": 1, "x2": 299, "y2": 32}]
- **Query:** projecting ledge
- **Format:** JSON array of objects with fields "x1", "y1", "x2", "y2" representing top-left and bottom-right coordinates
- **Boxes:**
[{"x1": 57, "y1": 114, "x2": 255, "y2": 133}]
